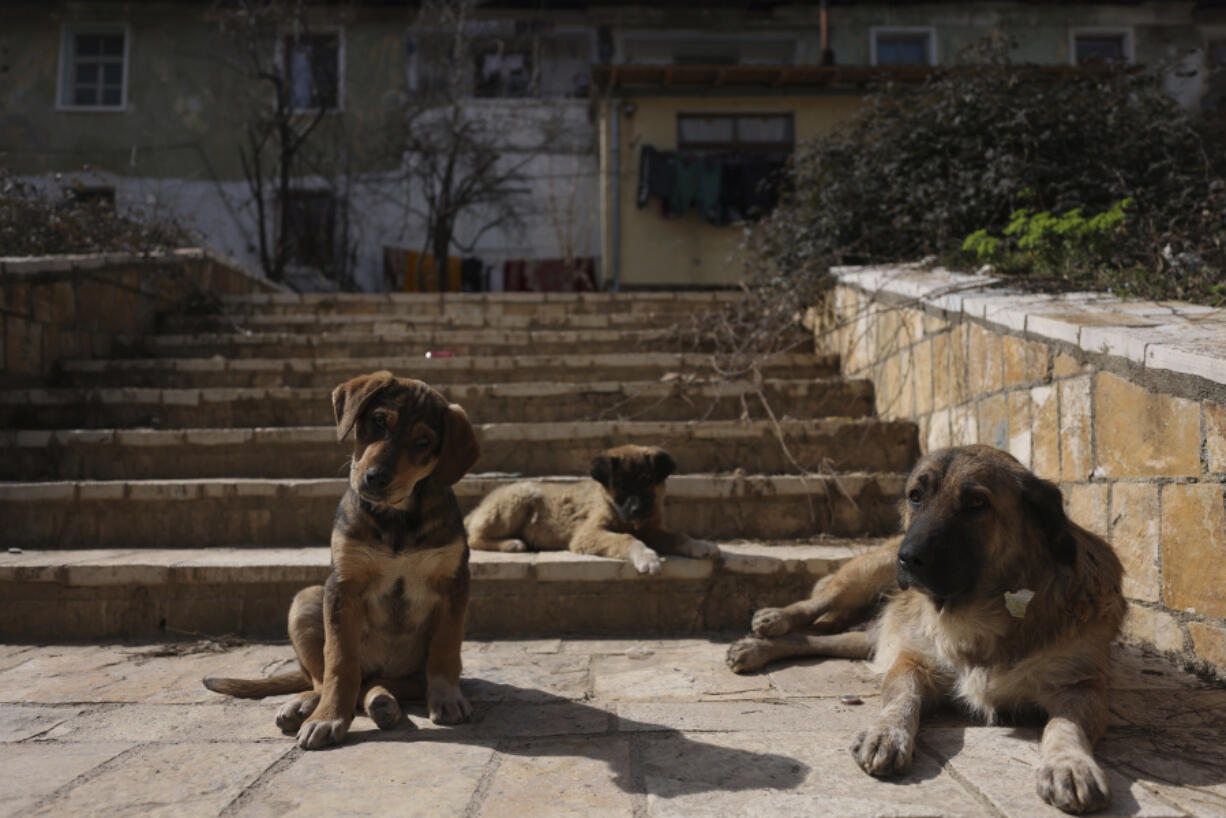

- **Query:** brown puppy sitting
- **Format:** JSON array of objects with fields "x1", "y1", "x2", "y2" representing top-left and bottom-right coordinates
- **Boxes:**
[
  {"x1": 203, "y1": 371, "x2": 480, "y2": 750},
  {"x1": 465, "y1": 445, "x2": 717, "y2": 574},
  {"x1": 727, "y1": 445, "x2": 1125, "y2": 815}
]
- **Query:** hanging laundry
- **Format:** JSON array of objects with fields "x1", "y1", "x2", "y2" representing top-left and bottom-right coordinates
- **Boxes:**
[
  {"x1": 695, "y1": 156, "x2": 724, "y2": 225},
  {"x1": 637, "y1": 143, "x2": 787, "y2": 224},
  {"x1": 721, "y1": 157, "x2": 786, "y2": 223},
  {"x1": 637, "y1": 145, "x2": 675, "y2": 209},
  {"x1": 504, "y1": 257, "x2": 598, "y2": 292},
  {"x1": 668, "y1": 154, "x2": 701, "y2": 217}
]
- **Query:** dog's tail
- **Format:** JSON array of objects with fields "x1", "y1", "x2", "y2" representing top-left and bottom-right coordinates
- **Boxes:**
[{"x1": 202, "y1": 670, "x2": 311, "y2": 699}]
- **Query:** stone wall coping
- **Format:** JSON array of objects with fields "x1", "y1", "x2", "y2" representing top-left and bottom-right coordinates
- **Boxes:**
[
  {"x1": 0, "y1": 247, "x2": 287, "y2": 293},
  {"x1": 831, "y1": 263, "x2": 1226, "y2": 386}
]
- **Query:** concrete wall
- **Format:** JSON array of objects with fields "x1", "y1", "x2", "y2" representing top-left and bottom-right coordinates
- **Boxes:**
[
  {"x1": 816, "y1": 264, "x2": 1226, "y2": 682},
  {"x1": 0, "y1": 249, "x2": 281, "y2": 387}
]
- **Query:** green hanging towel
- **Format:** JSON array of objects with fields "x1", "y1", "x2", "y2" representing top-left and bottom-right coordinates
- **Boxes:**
[
  {"x1": 669, "y1": 155, "x2": 701, "y2": 217},
  {"x1": 695, "y1": 157, "x2": 723, "y2": 225}
]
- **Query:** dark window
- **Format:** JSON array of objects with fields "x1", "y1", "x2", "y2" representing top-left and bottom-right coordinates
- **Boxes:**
[
  {"x1": 286, "y1": 191, "x2": 336, "y2": 268},
  {"x1": 1075, "y1": 34, "x2": 1128, "y2": 64},
  {"x1": 63, "y1": 28, "x2": 126, "y2": 108},
  {"x1": 677, "y1": 114, "x2": 794, "y2": 152},
  {"x1": 873, "y1": 31, "x2": 932, "y2": 66},
  {"x1": 474, "y1": 44, "x2": 533, "y2": 97},
  {"x1": 286, "y1": 32, "x2": 341, "y2": 111}
]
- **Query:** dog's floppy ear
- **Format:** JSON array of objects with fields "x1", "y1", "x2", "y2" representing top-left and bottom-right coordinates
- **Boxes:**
[
  {"x1": 650, "y1": 448, "x2": 676, "y2": 482},
  {"x1": 332, "y1": 371, "x2": 395, "y2": 442},
  {"x1": 430, "y1": 403, "x2": 480, "y2": 487},
  {"x1": 590, "y1": 454, "x2": 614, "y2": 487},
  {"x1": 1021, "y1": 472, "x2": 1077, "y2": 565}
]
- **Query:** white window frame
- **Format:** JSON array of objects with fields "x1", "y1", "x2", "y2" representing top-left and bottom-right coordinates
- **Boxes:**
[
  {"x1": 1069, "y1": 27, "x2": 1135, "y2": 66},
  {"x1": 276, "y1": 25, "x2": 346, "y2": 114},
  {"x1": 56, "y1": 23, "x2": 131, "y2": 112},
  {"x1": 870, "y1": 26, "x2": 937, "y2": 67}
]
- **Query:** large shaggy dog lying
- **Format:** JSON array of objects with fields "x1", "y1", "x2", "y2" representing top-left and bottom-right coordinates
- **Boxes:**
[{"x1": 727, "y1": 445, "x2": 1125, "y2": 814}]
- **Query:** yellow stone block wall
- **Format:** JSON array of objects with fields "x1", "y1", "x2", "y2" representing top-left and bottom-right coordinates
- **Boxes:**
[{"x1": 818, "y1": 283, "x2": 1226, "y2": 682}]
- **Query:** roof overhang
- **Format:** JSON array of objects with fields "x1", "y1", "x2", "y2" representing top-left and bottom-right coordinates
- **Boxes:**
[{"x1": 591, "y1": 64, "x2": 938, "y2": 93}]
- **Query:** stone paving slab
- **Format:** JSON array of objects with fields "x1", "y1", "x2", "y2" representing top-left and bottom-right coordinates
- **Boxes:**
[{"x1": 3, "y1": 639, "x2": 1223, "y2": 817}]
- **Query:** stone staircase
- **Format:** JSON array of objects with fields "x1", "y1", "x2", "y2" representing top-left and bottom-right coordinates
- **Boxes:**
[{"x1": 0, "y1": 291, "x2": 919, "y2": 640}]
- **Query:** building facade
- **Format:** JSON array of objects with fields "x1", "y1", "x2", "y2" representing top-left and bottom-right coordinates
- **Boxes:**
[{"x1": 2, "y1": 2, "x2": 1222, "y2": 290}]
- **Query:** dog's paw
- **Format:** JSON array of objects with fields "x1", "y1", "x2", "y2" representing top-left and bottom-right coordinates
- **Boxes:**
[
  {"x1": 296, "y1": 714, "x2": 350, "y2": 750},
  {"x1": 275, "y1": 692, "x2": 319, "y2": 734},
  {"x1": 629, "y1": 542, "x2": 662, "y2": 574},
  {"x1": 427, "y1": 681, "x2": 472, "y2": 725},
  {"x1": 852, "y1": 723, "x2": 914, "y2": 777},
  {"x1": 1037, "y1": 753, "x2": 1111, "y2": 814},
  {"x1": 366, "y1": 692, "x2": 403, "y2": 731},
  {"x1": 751, "y1": 607, "x2": 792, "y2": 637},
  {"x1": 726, "y1": 637, "x2": 772, "y2": 673},
  {"x1": 498, "y1": 538, "x2": 528, "y2": 553}
]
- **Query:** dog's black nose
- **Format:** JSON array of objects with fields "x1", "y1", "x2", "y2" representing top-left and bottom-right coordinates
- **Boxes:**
[
  {"x1": 897, "y1": 540, "x2": 929, "y2": 591},
  {"x1": 364, "y1": 467, "x2": 391, "y2": 492}
]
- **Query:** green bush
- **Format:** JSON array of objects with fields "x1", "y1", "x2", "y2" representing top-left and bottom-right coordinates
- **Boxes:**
[
  {"x1": 750, "y1": 40, "x2": 1226, "y2": 304},
  {"x1": 961, "y1": 197, "x2": 1133, "y2": 280}
]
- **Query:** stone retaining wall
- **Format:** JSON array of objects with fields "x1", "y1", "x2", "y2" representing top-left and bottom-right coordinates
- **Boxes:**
[
  {"x1": 0, "y1": 249, "x2": 281, "y2": 386},
  {"x1": 814, "y1": 264, "x2": 1226, "y2": 681}
]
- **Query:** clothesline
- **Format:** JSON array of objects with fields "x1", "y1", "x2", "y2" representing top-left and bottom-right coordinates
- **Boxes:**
[{"x1": 636, "y1": 144, "x2": 787, "y2": 226}]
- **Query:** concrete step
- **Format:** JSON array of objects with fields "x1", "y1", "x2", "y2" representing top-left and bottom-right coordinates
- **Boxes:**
[
  {"x1": 58, "y1": 352, "x2": 835, "y2": 390},
  {"x1": 0, "y1": 419, "x2": 920, "y2": 480},
  {"x1": 217, "y1": 290, "x2": 743, "y2": 317},
  {"x1": 0, "y1": 539, "x2": 885, "y2": 639},
  {"x1": 161, "y1": 310, "x2": 677, "y2": 334},
  {"x1": 0, "y1": 472, "x2": 905, "y2": 548},
  {"x1": 121, "y1": 327, "x2": 756, "y2": 359},
  {"x1": 0, "y1": 378, "x2": 875, "y2": 429}
]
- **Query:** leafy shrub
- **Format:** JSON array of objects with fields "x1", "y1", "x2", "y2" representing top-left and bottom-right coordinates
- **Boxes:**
[
  {"x1": 0, "y1": 164, "x2": 191, "y2": 257},
  {"x1": 749, "y1": 39, "x2": 1226, "y2": 304},
  {"x1": 961, "y1": 197, "x2": 1133, "y2": 280}
]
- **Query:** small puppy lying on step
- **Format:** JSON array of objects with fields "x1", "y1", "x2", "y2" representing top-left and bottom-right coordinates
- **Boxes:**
[{"x1": 465, "y1": 445, "x2": 716, "y2": 574}]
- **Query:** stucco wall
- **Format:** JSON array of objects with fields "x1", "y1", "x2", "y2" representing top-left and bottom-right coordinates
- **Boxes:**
[{"x1": 816, "y1": 264, "x2": 1226, "y2": 681}]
